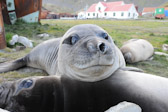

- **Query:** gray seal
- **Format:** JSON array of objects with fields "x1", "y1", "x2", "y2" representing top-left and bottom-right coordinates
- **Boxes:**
[
  {"x1": 0, "y1": 24, "x2": 141, "y2": 82},
  {"x1": 120, "y1": 39, "x2": 154, "y2": 63},
  {"x1": 0, "y1": 70, "x2": 168, "y2": 112}
]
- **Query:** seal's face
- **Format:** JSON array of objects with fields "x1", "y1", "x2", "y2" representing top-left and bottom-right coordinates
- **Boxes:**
[{"x1": 58, "y1": 24, "x2": 120, "y2": 82}]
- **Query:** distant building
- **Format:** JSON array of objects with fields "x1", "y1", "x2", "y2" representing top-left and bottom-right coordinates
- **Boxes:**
[
  {"x1": 78, "y1": 11, "x2": 87, "y2": 19},
  {"x1": 47, "y1": 12, "x2": 59, "y2": 19},
  {"x1": 155, "y1": 8, "x2": 165, "y2": 19},
  {"x1": 78, "y1": 1, "x2": 138, "y2": 19},
  {"x1": 164, "y1": 7, "x2": 168, "y2": 17},
  {"x1": 40, "y1": 7, "x2": 49, "y2": 19},
  {"x1": 46, "y1": 12, "x2": 77, "y2": 19},
  {"x1": 142, "y1": 7, "x2": 156, "y2": 17}
]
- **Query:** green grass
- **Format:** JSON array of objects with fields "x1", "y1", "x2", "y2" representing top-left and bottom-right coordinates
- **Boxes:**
[
  {"x1": 41, "y1": 19, "x2": 168, "y2": 48},
  {"x1": 1, "y1": 19, "x2": 168, "y2": 82},
  {"x1": 127, "y1": 55, "x2": 168, "y2": 77},
  {"x1": 0, "y1": 71, "x2": 47, "y2": 83},
  {"x1": 4, "y1": 20, "x2": 69, "y2": 47},
  {"x1": 0, "y1": 48, "x2": 32, "y2": 62},
  {"x1": 4, "y1": 20, "x2": 49, "y2": 38}
]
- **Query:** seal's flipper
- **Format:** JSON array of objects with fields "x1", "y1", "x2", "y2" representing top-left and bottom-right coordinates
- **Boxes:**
[
  {"x1": 0, "y1": 81, "x2": 14, "y2": 109},
  {"x1": 0, "y1": 58, "x2": 27, "y2": 73},
  {"x1": 146, "y1": 56, "x2": 153, "y2": 61},
  {"x1": 0, "y1": 76, "x2": 62, "y2": 112},
  {"x1": 120, "y1": 67, "x2": 143, "y2": 72}
]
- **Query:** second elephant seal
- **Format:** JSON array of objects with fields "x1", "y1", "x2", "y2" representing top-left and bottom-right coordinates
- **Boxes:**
[{"x1": 120, "y1": 39, "x2": 154, "y2": 63}]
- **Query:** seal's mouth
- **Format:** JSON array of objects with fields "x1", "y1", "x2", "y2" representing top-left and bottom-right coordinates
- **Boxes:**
[
  {"x1": 66, "y1": 62, "x2": 115, "y2": 82},
  {"x1": 81, "y1": 64, "x2": 112, "y2": 70},
  {"x1": 73, "y1": 59, "x2": 114, "y2": 70},
  {"x1": 72, "y1": 54, "x2": 114, "y2": 70}
]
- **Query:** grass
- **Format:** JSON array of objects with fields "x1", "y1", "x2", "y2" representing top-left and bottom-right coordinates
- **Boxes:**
[
  {"x1": 0, "y1": 48, "x2": 31, "y2": 62},
  {"x1": 4, "y1": 20, "x2": 49, "y2": 38},
  {"x1": 41, "y1": 19, "x2": 168, "y2": 48},
  {"x1": 0, "y1": 19, "x2": 168, "y2": 83},
  {"x1": 127, "y1": 55, "x2": 168, "y2": 77},
  {"x1": 0, "y1": 71, "x2": 47, "y2": 83}
]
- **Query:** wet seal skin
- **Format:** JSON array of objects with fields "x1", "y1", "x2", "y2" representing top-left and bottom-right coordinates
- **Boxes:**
[{"x1": 0, "y1": 70, "x2": 168, "y2": 112}]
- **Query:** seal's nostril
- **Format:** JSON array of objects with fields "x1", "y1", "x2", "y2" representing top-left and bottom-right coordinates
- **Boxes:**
[
  {"x1": 98, "y1": 43, "x2": 107, "y2": 54},
  {"x1": 99, "y1": 43, "x2": 105, "y2": 52}
]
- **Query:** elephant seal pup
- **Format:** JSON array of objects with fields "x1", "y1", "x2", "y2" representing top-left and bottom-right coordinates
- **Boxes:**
[
  {"x1": 0, "y1": 24, "x2": 130, "y2": 82},
  {"x1": 120, "y1": 39, "x2": 154, "y2": 63},
  {"x1": 56, "y1": 24, "x2": 126, "y2": 82},
  {"x1": 0, "y1": 24, "x2": 143, "y2": 81},
  {"x1": 0, "y1": 70, "x2": 168, "y2": 112}
]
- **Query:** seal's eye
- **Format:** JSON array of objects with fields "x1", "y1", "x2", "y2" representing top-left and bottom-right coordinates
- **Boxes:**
[
  {"x1": 19, "y1": 79, "x2": 33, "y2": 89},
  {"x1": 62, "y1": 34, "x2": 80, "y2": 45},
  {"x1": 102, "y1": 33, "x2": 109, "y2": 40},
  {"x1": 70, "y1": 35, "x2": 79, "y2": 45}
]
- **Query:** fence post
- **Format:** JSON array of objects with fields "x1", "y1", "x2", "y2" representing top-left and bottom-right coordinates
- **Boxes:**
[{"x1": 0, "y1": 2, "x2": 6, "y2": 49}]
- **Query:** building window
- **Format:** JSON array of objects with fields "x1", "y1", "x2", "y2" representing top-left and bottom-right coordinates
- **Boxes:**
[
  {"x1": 99, "y1": 7, "x2": 101, "y2": 11},
  {"x1": 104, "y1": 13, "x2": 107, "y2": 16},
  {"x1": 121, "y1": 12, "x2": 124, "y2": 16},
  {"x1": 93, "y1": 13, "x2": 95, "y2": 16},
  {"x1": 128, "y1": 13, "x2": 130, "y2": 17},
  {"x1": 113, "y1": 13, "x2": 115, "y2": 16},
  {"x1": 133, "y1": 13, "x2": 135, "y2": 17},
  {"x1": 88, "y1": 13, "x2": 90, "y2": 16}
]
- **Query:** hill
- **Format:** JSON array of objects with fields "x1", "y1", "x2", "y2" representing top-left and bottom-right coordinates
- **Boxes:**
[
  {"x1": 42, "y1": 0, "x2": 168, "y2": 13},
  {"x1": 159, "y1": 1, "x2": 168, "y2": 7}
]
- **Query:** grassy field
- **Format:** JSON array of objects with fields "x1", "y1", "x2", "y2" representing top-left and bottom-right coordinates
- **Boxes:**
[
  {"x1": 0, "y1": 19, "x2": 168, "y2": 82},
  {"x1": 41, "y1": 19, "x2": 168, "y2": 48}
]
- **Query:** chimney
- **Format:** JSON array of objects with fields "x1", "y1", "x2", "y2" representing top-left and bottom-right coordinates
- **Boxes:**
[{"x1": 135, "y1": 5, "x2": 138, "y2": 12}]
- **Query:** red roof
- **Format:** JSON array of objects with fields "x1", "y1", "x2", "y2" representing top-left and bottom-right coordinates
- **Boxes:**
[
  {"x1": 108, "y1": 4, "x2": 133, "y2": 11},
  {"x1": 87, "y1": 4, "x2": 97, "y2": 12},
  {"x1": 87, "y1": 1, "x2": 133, "y2": 12},
  {"x1": 142, "y1": 7, "x2": 156, "y2": 13},
  {"x1": 105, "y1": 1, "x2": 124, "y2": 7},
  {"x1": 104, "y1": 1, "x2": 124, "y2": 11}
]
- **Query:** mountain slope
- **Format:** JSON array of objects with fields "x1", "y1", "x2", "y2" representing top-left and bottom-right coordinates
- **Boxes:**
[{"x1": 42, "y1": 0, "x2": 168, "y2": 13}]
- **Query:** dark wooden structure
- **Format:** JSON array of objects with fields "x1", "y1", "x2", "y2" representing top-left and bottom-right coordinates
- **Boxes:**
[
  {"x1": 0, "y1": 2, "x2": 6, "y2": 49},
  {"x1": 1, "y1": 0, "x2": 42, "y2": 24}
]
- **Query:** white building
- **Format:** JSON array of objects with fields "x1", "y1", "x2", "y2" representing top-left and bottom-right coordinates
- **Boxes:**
[
  {"x1": 142, "y1": 7, "x2": 156, "y2": 17},
  {"x1": 78, "y1": 11, "x2": 87, "y2": 19},
  {"x1": 78, "y1": 1, "x2": 139, "y2": 19}
]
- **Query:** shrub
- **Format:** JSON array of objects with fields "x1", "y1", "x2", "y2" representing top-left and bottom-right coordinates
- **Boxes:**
[{"x1": 5, "y1": 33, "x2": 14, "y2": 47}]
